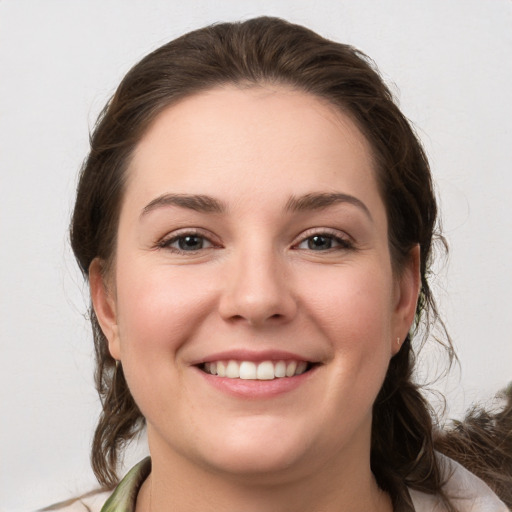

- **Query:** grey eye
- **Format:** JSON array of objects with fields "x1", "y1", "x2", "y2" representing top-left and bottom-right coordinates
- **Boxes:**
[
  {"x1": 307, "y1": 235, "x2": 334, "y2": 250},
  {"x1": 177, "y1": 235, "x2": 206, "y2": 251},
  {"x1": 296, "y1": 233, "x2": 352, "y2": 251}
]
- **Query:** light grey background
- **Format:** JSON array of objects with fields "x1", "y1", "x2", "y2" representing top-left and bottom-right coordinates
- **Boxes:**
[{"x1": 1, "y1": 1, "x2": 511, "y2": 510}]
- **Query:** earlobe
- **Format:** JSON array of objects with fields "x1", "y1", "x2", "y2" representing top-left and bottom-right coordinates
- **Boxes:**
[
  {"x1": 392, "y1": 245, "x2": 421, "y2": 354},
  {"x1": 89, "y1": 258, "x2": 121, "y2": 360}
]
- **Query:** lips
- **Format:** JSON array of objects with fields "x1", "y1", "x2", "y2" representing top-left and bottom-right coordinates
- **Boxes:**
[
  {"x1": 202, "y1": 360, "x2": 309, "y2": 380},
  {"x1": 193, "y1": 351, "x2": 319, "y2": 398}
]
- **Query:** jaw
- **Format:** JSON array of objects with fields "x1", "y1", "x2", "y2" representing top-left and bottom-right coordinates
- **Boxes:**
[{"x1": 145, "y1": 410, "x2": 380, "y2": 512}]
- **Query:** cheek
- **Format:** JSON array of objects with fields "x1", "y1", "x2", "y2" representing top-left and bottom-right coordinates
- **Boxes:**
[
  {"x1": 298, "y1": 262, "x2": 395, "y2": 402},
  {"x1": 112, "y1": 261, "x2": 220, "y2": 419},
  {"x1": 301, "y1": 263, "x2": 395, "y2": 347},
  {"x1": 114, "y1": 261, "x2": 217, "y2": 358}
]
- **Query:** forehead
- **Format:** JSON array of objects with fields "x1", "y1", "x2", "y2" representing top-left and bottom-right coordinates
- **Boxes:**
[{"x1": 126, "y1": 85, "x2": 383, "y2": 217}]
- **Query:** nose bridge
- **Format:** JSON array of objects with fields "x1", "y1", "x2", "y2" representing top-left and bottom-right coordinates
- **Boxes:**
[{"x1": 219, "y1": 236, "x2": 296, "y2": 325}]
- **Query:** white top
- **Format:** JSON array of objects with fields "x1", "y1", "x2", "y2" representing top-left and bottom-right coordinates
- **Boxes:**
[{"x1": 409, "y1": 454, "x2": 508, "y2": 511}]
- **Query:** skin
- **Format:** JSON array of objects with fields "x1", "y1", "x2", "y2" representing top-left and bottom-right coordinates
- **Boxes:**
[{"x1": 90, "y1": 85, "x2": 420, "y2": 512}]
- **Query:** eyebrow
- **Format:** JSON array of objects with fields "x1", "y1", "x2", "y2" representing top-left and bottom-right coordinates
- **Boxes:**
[
  {"x1": 140, "y1": 191, "x2": 372, "y2": 220},
  {"x1": 285, "y1": 192, "x2": 372, "y2": 220},
  {"x1": 141, "y1": 193, "x2": 226, "y2": 218}
]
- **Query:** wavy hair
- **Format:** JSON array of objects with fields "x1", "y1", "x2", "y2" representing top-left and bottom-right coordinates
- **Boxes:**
[{"x1": 70, "y1": 17, "x2": 511, "y2": 510}]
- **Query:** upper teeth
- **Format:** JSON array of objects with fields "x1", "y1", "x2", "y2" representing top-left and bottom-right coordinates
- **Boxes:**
[{"x1": 203, "y1": 360, "x2": 308, "y2": 380}]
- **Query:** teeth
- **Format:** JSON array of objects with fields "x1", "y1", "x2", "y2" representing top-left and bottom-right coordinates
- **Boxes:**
[
  {"x1": 256, "y1": 361, "x2": 275, "y2": 380},
  {"x1": 217, "y1": 361, "x2": 226, "y2": 377},
  {"x1": 239, "y1": 361, "x2": 257, "y2": 380},
  {"x1": 274, "y1": 360, "x2": 286, "y2": 378},
  {"x1": 285, "y1": 360, "x2": 297, "y2": 377},
  {"x1": 226, "y1": 360, "x2": 239, "y2": 378},
  {"x1": 296, "y1": 361, "x2": 307, "y2": 375},
  {"x1": 202, "y1": 360, "x2": 310, "y2": 380}
]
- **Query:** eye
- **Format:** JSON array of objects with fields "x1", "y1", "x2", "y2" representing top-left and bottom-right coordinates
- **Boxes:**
[
  {"x1": 158, "y1": 232, "x2": 214, "y2": 253},
  {"x1": 295, "y1": 232, "x2": 352, "y2": 251}
]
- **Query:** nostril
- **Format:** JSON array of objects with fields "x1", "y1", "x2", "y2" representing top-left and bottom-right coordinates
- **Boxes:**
[
  {"x1": 225, "y1": 312, "x2": 285, "y2": 326},
  {"x1": 247, "y1": 312, "x2": 286, "y2": 326}
]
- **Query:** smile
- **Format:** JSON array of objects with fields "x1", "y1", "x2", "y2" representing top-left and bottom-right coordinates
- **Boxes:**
[{"x1": 201, "y1": 360, "x2": 311, "y2": 380}]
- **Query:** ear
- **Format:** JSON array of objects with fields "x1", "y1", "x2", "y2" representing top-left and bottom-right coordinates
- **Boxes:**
[
  {"x1": 391, "y1": 245, "x2": 421, "y2": 355},
  {"x1": 89, "y1": 258, "x2": 121, "y2": 360}
]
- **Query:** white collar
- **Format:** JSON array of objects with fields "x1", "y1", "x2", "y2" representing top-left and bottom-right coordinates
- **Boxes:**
[{"x1": 409, "y1": 453, "x2": 508, "y2": 511}]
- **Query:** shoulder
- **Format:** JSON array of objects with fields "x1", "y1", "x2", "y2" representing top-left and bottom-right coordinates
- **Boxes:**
[
  {"x1": 409, "y1": 453, "x2": 508, "y2": 512},
  {"x1": 39, "y1": 490, "x2": 112, "y2": 512},
  {"x1": 42, "y1": 458, "x2": 151, "y2": 512}
]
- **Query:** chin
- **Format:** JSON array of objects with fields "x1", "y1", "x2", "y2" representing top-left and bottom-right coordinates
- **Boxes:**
[
  {"x1": 190, "y1": 416, "x2": 316, "y2": 478},
  {"x1": 204, "y1": 444, "x2": 307, "y2": 481}
]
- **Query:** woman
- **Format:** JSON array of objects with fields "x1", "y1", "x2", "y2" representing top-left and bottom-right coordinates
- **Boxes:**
[{"x1": 65, "y1": 17, "x2": 510, "y2": 512}]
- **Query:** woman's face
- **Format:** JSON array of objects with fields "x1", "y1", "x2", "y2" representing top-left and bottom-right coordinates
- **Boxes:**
[{"x1": 91, "y1": 86, "x2": 419, "y2": 482}]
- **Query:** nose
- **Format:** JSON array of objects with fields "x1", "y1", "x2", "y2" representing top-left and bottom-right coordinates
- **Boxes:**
[{"x1": 218, "y1": 245, "x2": 297, "y2": 327}]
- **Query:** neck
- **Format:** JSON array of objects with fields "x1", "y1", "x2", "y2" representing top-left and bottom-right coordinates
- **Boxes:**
[{"x1": 137, "y1": 431, "x2": 392, "y2": 512}]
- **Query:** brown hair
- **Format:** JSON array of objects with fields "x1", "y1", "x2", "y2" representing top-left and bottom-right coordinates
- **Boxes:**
[{"x1": 70, "y1": 17, "x2": 511, "y2": 510}]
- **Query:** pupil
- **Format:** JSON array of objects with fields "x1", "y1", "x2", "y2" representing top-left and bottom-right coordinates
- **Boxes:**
[
  {"x1": 179, "y1": 235, "x2": 203, "y2": 250},
  {"x1": 309, "y1": 235, "x2": 331, "y2": 250}
]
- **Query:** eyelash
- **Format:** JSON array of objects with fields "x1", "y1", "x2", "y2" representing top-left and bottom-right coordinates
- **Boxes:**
[{"x1": 156, "y1": 229, "x2": 354, "y2": 254}]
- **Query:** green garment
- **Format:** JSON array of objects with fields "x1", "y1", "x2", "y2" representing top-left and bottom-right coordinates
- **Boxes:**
[{"x1": 100, "y1": 458, "x2": 151, "y2": 512}]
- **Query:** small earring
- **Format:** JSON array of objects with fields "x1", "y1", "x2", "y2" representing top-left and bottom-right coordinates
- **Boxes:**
[
  {"x1": 397, "y1": 337, "x2": 401, "y2": 346},
  {"x1": 112, "y1": 360, "x2": 122, "y2": 405}
]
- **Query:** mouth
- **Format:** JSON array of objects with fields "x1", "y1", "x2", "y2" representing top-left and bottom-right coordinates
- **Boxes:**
[{"x1": 199, "y1": 360, "x2": 315, "y2": 380}]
